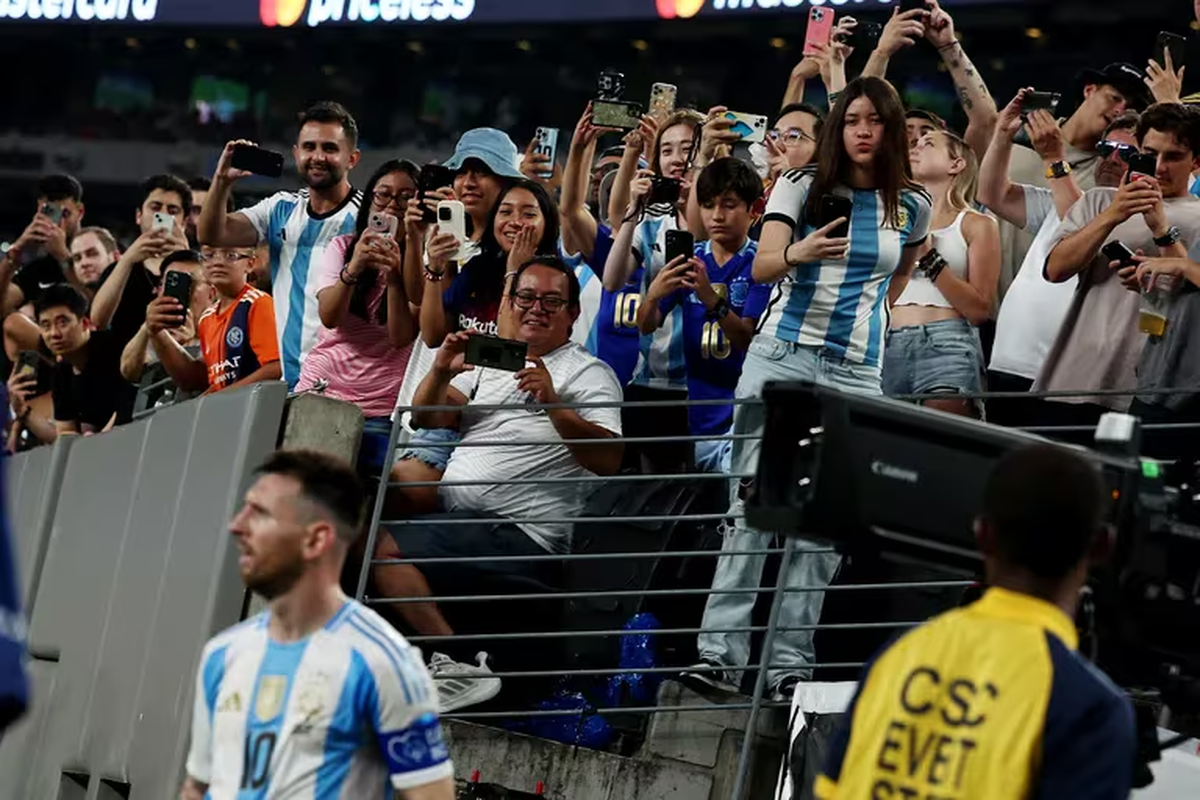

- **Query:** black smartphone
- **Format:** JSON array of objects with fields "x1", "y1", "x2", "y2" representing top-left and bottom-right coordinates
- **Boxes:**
[
  {"x1": 1127, "y1": 152, "x2": 1157, "y2": 179},
  {"x1": 161, "y1": 270, "x2": 193, "y2": 327},
  {"x1": 840, "y1": 20, "x2": 882, "y2": 51},
  {"x1": 1020, "y1": 91, "x2": 1061, "y2": 114},
  {"x1": 818, "y1": 194, "x2": 853, "y2": 239},
  {"x1": 1155, "y1": 31, "x2": 1187, "y2": 71},
  {"x1": 899, "y1": 0, "x2": 928, "y2": 13},
  {"x1": 230, "y1": 144, "x2": 285, "y2": 178},
  {"x1": 15, "y1": 350, "x2": 39, "y2": 379},
  {"x1": 1101, "y1": 241, "x2": 1137, "y2": 267},
  {"x1": 464, "y1": 335, "x2": 529, "y2": 372},
  {"x1": 592, "y1": 99, "x2": 644, "y2": 131},
  {"x1": 418, "y1": 163, "x2": 455, "y2": 224},
  {"x1": 649, "y1": 176, "x2": 682, "y2": 206},
  {"x1": 665, "y1": 229, "x2": 695, "y2": 265}
]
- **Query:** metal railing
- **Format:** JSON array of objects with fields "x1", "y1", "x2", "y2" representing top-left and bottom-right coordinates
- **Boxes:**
[{"x1": 337, "y1": 383, "x2": 1200, "y2": 799}]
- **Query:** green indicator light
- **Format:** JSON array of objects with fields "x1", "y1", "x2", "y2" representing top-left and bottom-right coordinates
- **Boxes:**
[{"x1": 1141, "y1": 460, "x2": 1161, "y2": 479}]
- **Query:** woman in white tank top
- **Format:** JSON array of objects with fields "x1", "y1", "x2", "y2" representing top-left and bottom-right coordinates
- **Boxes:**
[{"x1": 884, "y1": 129, "x2": 1000, "y2": 417}]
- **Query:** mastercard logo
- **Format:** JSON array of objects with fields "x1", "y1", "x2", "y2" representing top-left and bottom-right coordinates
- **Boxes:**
[
  {"x1": 261, "y1": 0, "x2": 306, "y2": 27},
  {"x1": 656, "y1": 0, "x2": 704, "y2": 19}
]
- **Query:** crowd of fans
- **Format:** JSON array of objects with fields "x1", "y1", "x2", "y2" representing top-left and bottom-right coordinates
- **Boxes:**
[{"x1": 5, "y1": 1, "x2": 1200, "y2": 714}]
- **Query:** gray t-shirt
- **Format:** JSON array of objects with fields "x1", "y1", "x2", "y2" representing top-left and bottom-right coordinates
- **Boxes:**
[
  {"x1": 1137, "y1": 287, "x2": 1200, "y2": 410},
  {"x1": 996, "y1": 140, "x2": 1098, "y2": 303},
  {"x1": 1034, "y1": 189, "x2": 1200, "y2": 410}
]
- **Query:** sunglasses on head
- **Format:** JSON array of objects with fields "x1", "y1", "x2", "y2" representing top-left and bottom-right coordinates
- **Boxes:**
[{"x1": 1096, "y1": 140, "x2": 1138, "y2": 162}]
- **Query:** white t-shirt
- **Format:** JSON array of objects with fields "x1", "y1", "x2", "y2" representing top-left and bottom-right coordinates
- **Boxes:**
[
  {"x1": 441, "y1": 342, "x2": 623, "y2": 552},
  {"x1": 989, "y1": 186, "x2": 1079, "y2": 380}
]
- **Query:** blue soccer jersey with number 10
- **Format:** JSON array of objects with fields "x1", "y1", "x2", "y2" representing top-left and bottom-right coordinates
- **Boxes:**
[{"x1": 658, "y1": 238, "x2": 770, "y2": 436}]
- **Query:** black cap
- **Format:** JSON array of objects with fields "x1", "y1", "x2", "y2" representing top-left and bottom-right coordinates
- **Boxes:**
[{"x1": 1077, "y1": 62, "x2": 1152, "y2": 109}]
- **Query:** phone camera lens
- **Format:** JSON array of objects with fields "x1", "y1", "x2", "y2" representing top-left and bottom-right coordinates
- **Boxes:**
[{"x1": 439, "y1": 208, "x2": 451, "y2": 221}]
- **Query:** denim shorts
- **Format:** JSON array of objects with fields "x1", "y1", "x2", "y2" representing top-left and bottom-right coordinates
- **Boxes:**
[
  {"x1": 397, "y1": 427, "x2": 460, "y2": 473},
  {"x1": 882, "y1": 318, "x2": 984, "y2": 398}
]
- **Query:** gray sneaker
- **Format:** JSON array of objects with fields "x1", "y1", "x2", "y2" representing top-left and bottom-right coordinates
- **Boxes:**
[{"x1": 428, "y1": 651, "x2": 502, "y2": 712}]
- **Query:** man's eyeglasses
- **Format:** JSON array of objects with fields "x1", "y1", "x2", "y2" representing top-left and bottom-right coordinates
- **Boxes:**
[
  {"x1": 372, "y1": 189, "x2": 415, "y2": 208},
  {"x1": 202, "y1": 251, "x2": 255, "y2": 264},
  {"x1": 767, "y1": 128, "x2": 815, "y2": 147},
  {"x1": 1096, "y1": 140, "x2": 1138, "y2": 162},
  {"x1": 511, "y1": 290, "x2": 567, "y2": 313}
]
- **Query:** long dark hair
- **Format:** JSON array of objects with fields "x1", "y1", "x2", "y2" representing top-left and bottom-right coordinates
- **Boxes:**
[
  {"x1": 346, "y1": 158, "x2": 420, "y2": 322},
  {"x1": 479, "y1": 179, "x2": 561, "y2": 261},
  {"x1": 804, "y1": 76, "x2": 920, "y2": 229}
]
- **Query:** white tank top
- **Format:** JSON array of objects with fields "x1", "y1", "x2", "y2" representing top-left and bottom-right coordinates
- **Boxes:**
[{"x1": 895, "y1": 209, "x2": 971, "y2": 309}]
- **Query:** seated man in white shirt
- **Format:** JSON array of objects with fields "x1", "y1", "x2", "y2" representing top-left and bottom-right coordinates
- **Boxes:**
[{"x1": 371, "y1": 255, "x2": 624, "y2": 710}]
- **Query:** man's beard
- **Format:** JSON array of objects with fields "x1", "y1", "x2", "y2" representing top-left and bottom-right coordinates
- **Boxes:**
[
  {"x1": 302, "y1": 164, "x2": 342, "y2": 191},
  {"x1": 243, "y1": 552, "x2": 307, "y2": 600}
]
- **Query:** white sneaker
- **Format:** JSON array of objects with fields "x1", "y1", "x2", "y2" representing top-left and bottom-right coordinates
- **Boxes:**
[{"x1": 428, "y1": 651, "x2": 502, "y2": 712}]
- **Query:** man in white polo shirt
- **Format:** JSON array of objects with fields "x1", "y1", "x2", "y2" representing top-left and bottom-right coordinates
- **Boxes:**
[{"x1": 371, "y1": 255, "x2": 624, "y2": 713}]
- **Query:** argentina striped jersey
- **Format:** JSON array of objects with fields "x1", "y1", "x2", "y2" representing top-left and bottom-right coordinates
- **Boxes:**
[
  {"x1": 759, "y1": 168, "x2": 931, "y2": 368},
  {"x1": 628, "y1": 210, "x2": 687, "y2": 390},
  {"x1": 185, "y1": 601, "x2": 451, "y2": 799},
  {"x1": 240, "y1": 189, "x2": 361, "y2": 389}
]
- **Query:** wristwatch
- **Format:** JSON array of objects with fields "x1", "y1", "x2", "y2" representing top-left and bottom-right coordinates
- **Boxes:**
[
  {"x1": 1045, "y1": 161, "x2": 1073, "y2": 180},
  {"x1": 707, "y1": 297, "x2": 730, "y2": 321},
  {"x1": 1153, "y1": 226, "x2": 1181, "y2": 248}
]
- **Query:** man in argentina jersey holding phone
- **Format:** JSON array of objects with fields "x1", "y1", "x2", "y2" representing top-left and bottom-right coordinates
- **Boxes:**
[
  {"x1": 180, "y1": 450, "x2": 452, "y2": 800},
  {"x1": 198, "y1": 102, "x2": 363, "y2": 389}
]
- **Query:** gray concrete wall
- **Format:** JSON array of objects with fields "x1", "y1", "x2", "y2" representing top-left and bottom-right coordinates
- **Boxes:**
[{"x1": 0, "y1": 383, "x2": 286, "y2": 800}]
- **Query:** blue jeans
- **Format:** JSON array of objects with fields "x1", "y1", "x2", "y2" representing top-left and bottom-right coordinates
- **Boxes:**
[
  {"x1": 397, "y1": 427, "x2": 460, "y2": 472},
  {"x1": 882, "y1": 318, "x2": 984, "y2": 398},
  {"x1": 697, "y1": 337, "x2": 881, "y2": 686}
]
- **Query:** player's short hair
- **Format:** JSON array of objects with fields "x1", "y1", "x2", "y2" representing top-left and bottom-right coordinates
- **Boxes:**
[
  {"x1": 298, "y1": 101, "x2": 359, "y2": 148},
  {"x1": 255, "y1": 449, "x2": 366, "y2": 543},
  {"x1": 981, "y1": 444, "x2": 1106, "y2": 579}
]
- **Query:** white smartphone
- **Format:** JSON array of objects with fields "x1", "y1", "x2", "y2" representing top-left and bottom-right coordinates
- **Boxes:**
[
  {"x1": 436, "y1": 200, "x2": 468, "y2": 261},
  {"x1": 368, "y1": 211, "x2": 399, "y2": 238},
  {"x1": 532, "y1": 127, "x2": 558, "y2": 179},
  {"x1": 650, "y1": 83, "x2": 678, "y2": 119},
  {"x1": 151, "y1": 211, "x2": 174, "y2": 232},
  {"x1": 723, "y1": 111, "x2": 770, "y2": 144}
]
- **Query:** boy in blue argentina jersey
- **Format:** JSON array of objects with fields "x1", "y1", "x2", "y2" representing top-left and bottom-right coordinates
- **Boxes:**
[
  {"x1": 638, "y1": 158, "x2": 771, "y2": 474},
  {"x1": 180, "y1": 450, "x2": 452, "y2": 800}
]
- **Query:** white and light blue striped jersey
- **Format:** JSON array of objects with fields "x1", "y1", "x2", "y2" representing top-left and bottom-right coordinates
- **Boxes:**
[
  {"x1": 759, "y1": 168, "x2": 932, "y2": 369},
  {"x1": 628, "y1": 211, "x2": 687, "y2": 390},
  {"x1": 241, "y1": 189, "x2": 361, "y2": 389},
  {"x1": 185, "y1": 601, "x2": 451, "y2": 799},
  {"x1": 560, "y1": 242, "x2": 603, "y2": 352}
]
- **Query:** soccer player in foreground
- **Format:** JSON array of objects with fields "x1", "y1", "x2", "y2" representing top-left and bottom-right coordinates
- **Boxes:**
[{"x1": 180, "y1": 449, "x2": 453, "y2": 800}]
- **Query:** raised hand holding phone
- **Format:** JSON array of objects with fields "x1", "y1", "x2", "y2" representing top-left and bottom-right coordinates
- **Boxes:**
[{"x1": 646, "y1": 255, "x2": 696, "y2": 304}]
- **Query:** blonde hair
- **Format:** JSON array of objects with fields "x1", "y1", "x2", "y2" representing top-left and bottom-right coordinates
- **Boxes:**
[
  {"x1": 650, "y1": 109, "x2": 705, "y2": 175},
  {"x1": 938, "y1": 130, "x2": 979, "y2": 212}
]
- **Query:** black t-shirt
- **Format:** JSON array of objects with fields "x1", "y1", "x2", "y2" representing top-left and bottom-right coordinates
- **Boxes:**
[
  {"x1": 50, "y1": 330, "x2": 136, "y2": 431},
  {"x1": 98, "y1": 260, "x2": 161, "y2": 349},
  {"x1": 13, "y1": 256, "x2": 71, "y2": 306}
]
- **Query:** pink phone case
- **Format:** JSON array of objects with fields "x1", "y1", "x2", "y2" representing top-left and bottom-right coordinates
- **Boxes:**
[{"x1": 803, "y1": 7, "x2": 835, "y2": 56}]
